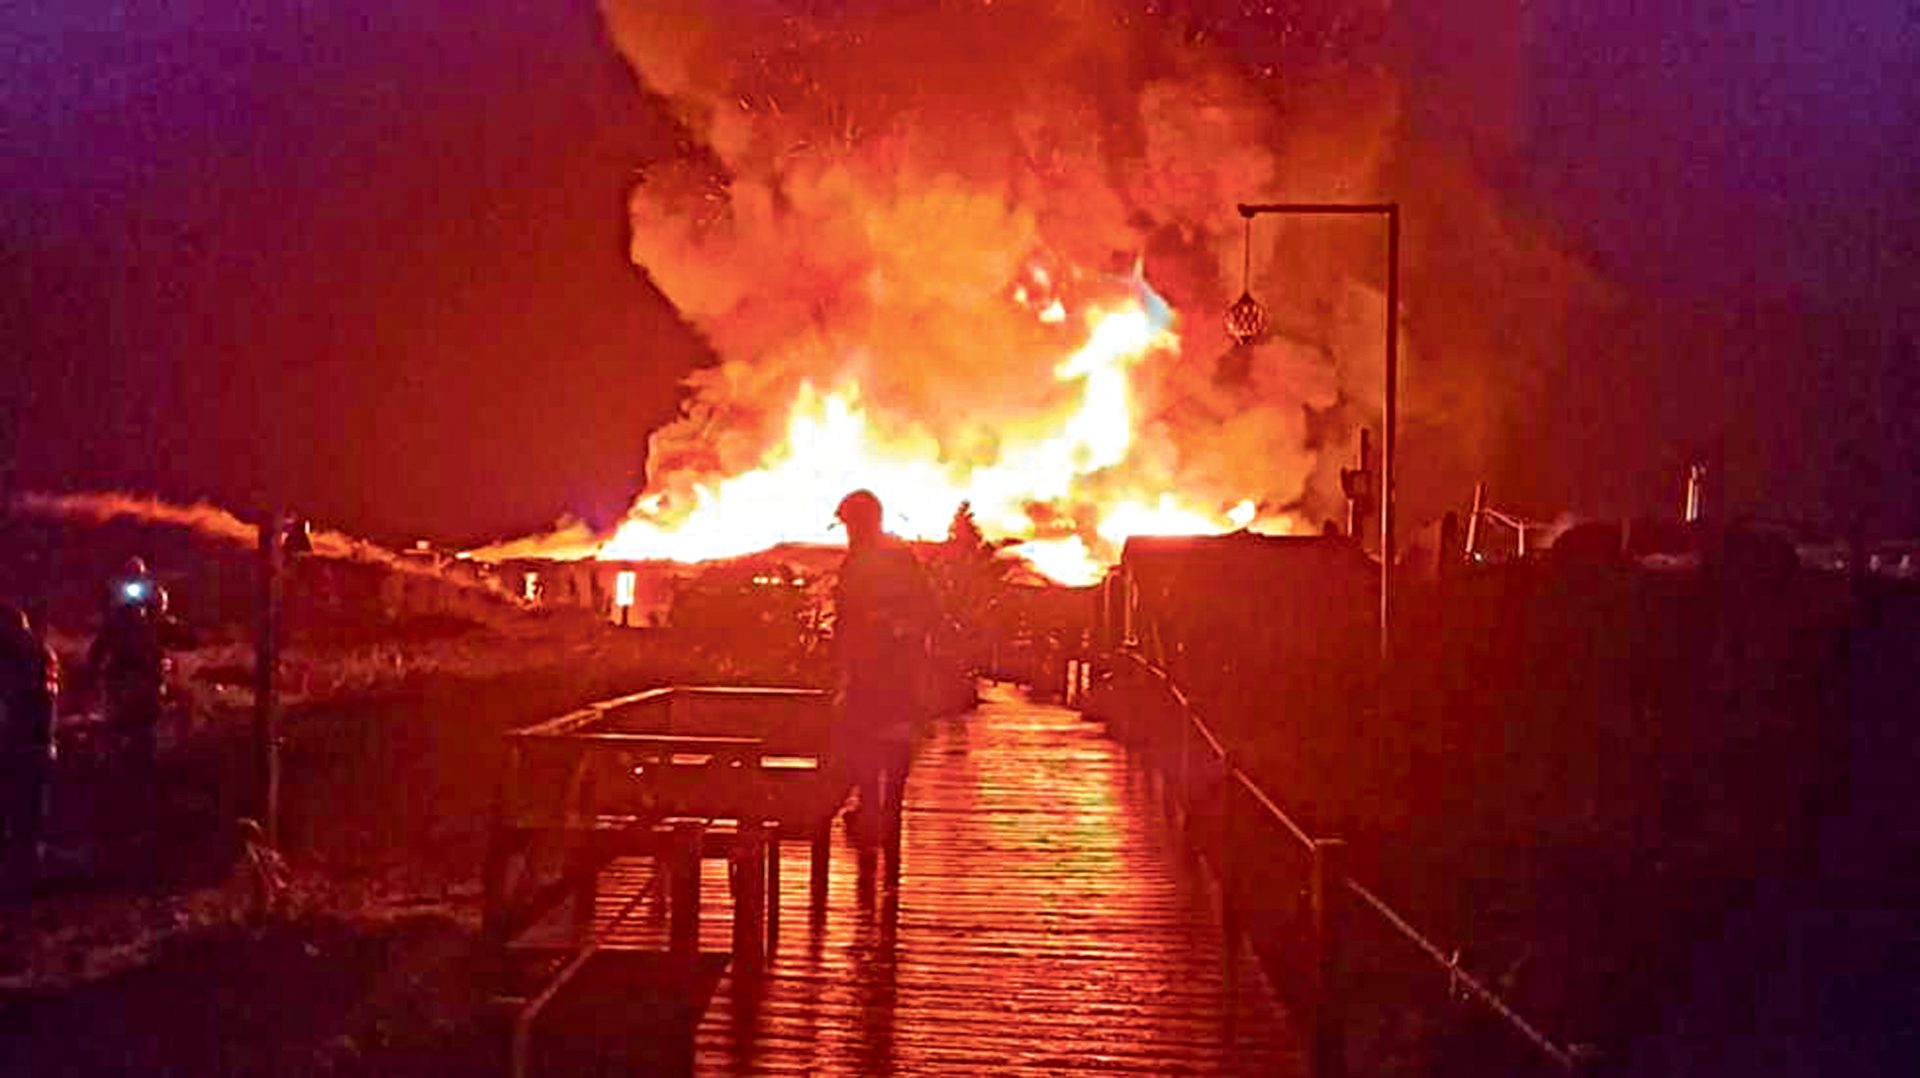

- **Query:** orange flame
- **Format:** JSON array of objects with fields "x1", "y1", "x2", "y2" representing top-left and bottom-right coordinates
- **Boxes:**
[{"x1": 590, "y1": 287, "x2": 1279, "y2": 583}]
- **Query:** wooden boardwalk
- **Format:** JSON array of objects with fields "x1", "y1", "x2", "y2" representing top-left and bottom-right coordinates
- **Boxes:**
[{"x1": 578, "y1": 683, "x2": 1305, "y2": 1075}]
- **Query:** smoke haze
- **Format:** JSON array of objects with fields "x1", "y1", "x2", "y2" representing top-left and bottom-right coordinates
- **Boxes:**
[{"x1": 595, "y1": 0, "x2": 1599, "y2": 543}]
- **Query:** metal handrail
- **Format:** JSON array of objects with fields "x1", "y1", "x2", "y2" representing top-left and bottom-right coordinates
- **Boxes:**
[
  {"x1": 1233, "y1": 770, "x2": 1316, "y2": 852},
  {"x1": 1344, "y1": 878, "x2": 1583, "y2": 1071},
  {"x1": 1120, "y1": 652, "x2": 1311, "y2": 849},
  {"x1": 515, "y1": 731, "x2": 767, "y2": 749},
  {"x1": 509, "y1": 686, "x2": 675, "y2": 739},
  {"x1": 1112, "y1": 647, "x2": 1588, "y2": 1075},
  {"x1": 507, "y1": 685, "x2": 833, "y2": 741}
]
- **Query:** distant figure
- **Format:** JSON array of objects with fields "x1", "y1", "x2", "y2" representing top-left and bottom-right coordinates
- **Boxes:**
[
  {"x1": 87, "y1": 559, "x2": 185, "y2": 832},
  {"x1": 0, "y1": 604, "x2": 58, "y2": 895},
  {"x1": 105, "y1": 556, "x2": 169, "y2": 619},
  {"x1": 831, "y1": 490, "x2": 938, "y2": 852}
]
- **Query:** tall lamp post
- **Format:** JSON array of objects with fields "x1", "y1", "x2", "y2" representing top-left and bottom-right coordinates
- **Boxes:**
[{"x1": 1227, "y1": 201, "x2": 1400, "y2": 660}]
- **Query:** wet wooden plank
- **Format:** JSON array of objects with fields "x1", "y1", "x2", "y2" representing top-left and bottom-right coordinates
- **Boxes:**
[{"x1": 574, "y1": 683, "x2": 1305, "y2": 1076}]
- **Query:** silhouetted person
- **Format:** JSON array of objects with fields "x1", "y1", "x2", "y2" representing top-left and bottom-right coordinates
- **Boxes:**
[
  {"x1": 105, "y1": 555, "x2": 169, "y2": 617},
  {"x1": 87, "y1": 558, "x2": 184, "y2": 835},
  {"x1": 0, "y1": 604, "x2": 58, "y2": 896},
  {"x1": 832, "y1": 490, "x2": 937, "y2": 853}
]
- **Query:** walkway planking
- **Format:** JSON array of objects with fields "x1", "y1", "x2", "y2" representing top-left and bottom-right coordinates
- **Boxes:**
[{"x1": 583, "y1": 683, "x2": 1305, "y2": 1076}]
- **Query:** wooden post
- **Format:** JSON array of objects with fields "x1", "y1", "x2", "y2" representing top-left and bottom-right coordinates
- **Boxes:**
[
  {"x1": 252, "y1": 512, "x2": 284, "y2": 846},
  {"x1": 1178, "y1": 710, "x2": 1194, "y2": 826},
  {"x1": 732, "y1": 825, "x2": 768, "y2": 974},
  {"x1": 670, "y1": 820, "x2": 704, "y2": 963},
  {"x1": 810, "y1": 818, "x2": 832, "y2": 912},
  {"x1": 567, "y1": 756, "x2": 602, "y2": 945},
  {"x1": 479, "y1": 744, "x2": 525, "y2": 950},
  {"x1": 1219, "y1": 752, "x2": 1239, "y2": 1021},
  {"x1": 1310, "y1": 838, "x2": 1350, "y2": 1078},
  {"x1": 763, "y1": 820, "x2": 783, "y2": 953}
]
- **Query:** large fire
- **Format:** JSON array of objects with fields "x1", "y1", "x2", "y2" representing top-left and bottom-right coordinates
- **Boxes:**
[
  {"x1": 462, "y1": 1, "x2": 1359, "y2": 584},
  {"x1": 460, "y1": 3, "x2": 1595, "y2": 585},
  {"x1": 594, "y1": 279, "x2": 1291, "y2": 586}
]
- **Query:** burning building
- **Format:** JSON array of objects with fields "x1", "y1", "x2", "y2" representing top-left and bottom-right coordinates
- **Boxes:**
[{"x1": 466, "y1": 1, "x2": 1597, "y2": 603}]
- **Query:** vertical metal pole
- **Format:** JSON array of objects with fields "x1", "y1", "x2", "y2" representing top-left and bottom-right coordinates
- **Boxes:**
[
  {"x1": 1381, "y1": 206, "x2": 1399, "y2": 663},
  {"x1": 1310, "y1": 838, "x2": 1350, "y2": 1078},
  {"x1": 253, "y1": 512, "x2": 283, "y2": 846}
]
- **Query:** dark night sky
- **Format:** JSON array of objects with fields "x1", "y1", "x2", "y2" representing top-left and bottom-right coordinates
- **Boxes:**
[
  {"x1": 1509, "y1": 1, "x2": 1919, "y2": 532},
  {"x1": 2, "y1": 0, "x2": 698, "y2": 545},
  {"x1": 3, "y1": 1, "x2": 1916, "y2": 543}
]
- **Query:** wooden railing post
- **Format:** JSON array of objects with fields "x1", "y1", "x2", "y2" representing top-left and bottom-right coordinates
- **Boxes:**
[
  {"x1": 731, "y1": 823, "x2": 769, "y2": 974},
  {"x1": 1219, "y1": 752, "x2": 1239, "y2": 1021},
  {"x1": 809, "y1": 819, "x2": 832, "y2": 913},
  {"x1": 1310, "y1": 838, "x2": 1350, "y2": 1078},
  {"x1": 670, "y1": 819, "x2": 704, "y2": 964},
  {"x1": 763, "y1": 819, "x2": 783, "y2": 951},
  {"x1": 567, "y1": 753, "x2": 601, "y2": 945},
  {"x1": 1178, "y1": 710, "x2": 1194, "y2": 823},
  {"x1": 480, "y1": 744, "x2": 524, "y2": 950}
]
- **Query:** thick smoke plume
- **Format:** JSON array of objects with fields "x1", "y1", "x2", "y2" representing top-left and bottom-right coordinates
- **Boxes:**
[
  {"x1": 591, "y1": 0, "x2": 1594, "y2": 550},
  {"x1": 13, "y1": 492, "x2": 470, "y2": 582}
]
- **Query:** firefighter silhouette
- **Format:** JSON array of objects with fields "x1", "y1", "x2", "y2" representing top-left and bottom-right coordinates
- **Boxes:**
[
  {"x1": 832, "y1": 490, "x2": 939, "y2": 853},
  {"x1": 87, "y1": 558, "x2": 184, "y2": 835},
  {"x1": 0, "y1": 603, "x2": 57, "y2": 894}
]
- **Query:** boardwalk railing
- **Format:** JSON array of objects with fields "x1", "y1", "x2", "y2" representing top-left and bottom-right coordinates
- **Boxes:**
[
  {"x1": 483, "y1": 685, "x2": 843, "y2": 950},
  {"x1": 480, "y1": 685, "x2": 844, "y2": 1074},
  {"x1": 1100, "y1": 650, "x2": 1596, "y2": 1078}
]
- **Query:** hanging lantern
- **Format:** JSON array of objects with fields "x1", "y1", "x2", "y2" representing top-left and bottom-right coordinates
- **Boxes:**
[
  {"x1": 1224, "y1": 213, "x2": 1267, "y2": 346},
  {"x1": 1225, "y1": 291, "x2": 1268, "y2": 346}
]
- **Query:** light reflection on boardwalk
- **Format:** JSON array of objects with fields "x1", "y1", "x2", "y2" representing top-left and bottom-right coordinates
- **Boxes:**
[{"x1": 605, "y1": 683, "x2": 1304, "y2": 1075}]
